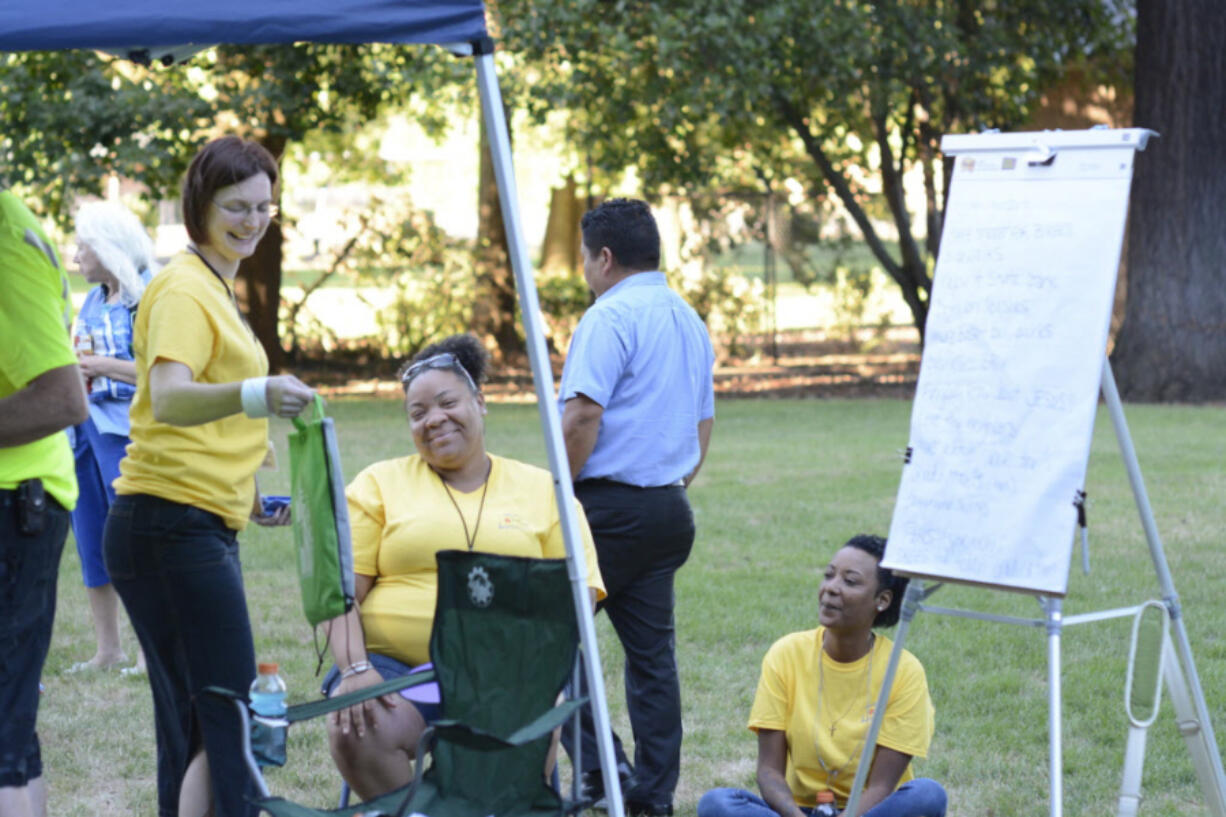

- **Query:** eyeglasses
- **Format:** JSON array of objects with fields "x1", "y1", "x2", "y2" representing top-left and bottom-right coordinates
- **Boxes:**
[
  {"x1": 212, "y1": 199, "x2": 278, "y2": 220},
  {"x1": 400, "y1": 352, "x2": 478, "y2": 392}
]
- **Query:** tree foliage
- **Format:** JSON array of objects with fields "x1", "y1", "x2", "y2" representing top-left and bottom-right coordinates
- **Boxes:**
[
  {"x1": 497, "y1": 0, "x2": 1133, "y2": 337},
  {"x1": 1, "y1": 44, "x2": 471, "y2": 365},
  {"x1": 0, "y1": 50, "x2": 211, "y2": 225}
]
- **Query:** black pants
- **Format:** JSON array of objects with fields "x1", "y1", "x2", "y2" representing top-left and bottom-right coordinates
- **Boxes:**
[
  {"x1": 565, "y1": 479, "x2": 695, "y2": 809},
  {"x1": 0, "y1": 486, "x2": 68, "y2": 788},
  {"x1": 104, "y1": 494, "x2": 258, "y2": 817}
]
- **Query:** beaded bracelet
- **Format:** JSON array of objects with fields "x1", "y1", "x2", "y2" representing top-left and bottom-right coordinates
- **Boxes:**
[{"x1": 340, "y1": 660, "x2": 371, "y2": 679}]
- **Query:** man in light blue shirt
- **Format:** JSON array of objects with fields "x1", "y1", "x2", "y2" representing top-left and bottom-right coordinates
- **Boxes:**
[{"x1": 559, "y1": 198, "x2": 715, "y2": 817}]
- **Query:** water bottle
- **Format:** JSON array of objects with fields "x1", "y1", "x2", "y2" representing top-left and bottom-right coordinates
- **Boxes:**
[
  {"x1": 249, "y1": 662, "x2": 288, "y2": 767},
  {"x1": 249, "y1": 662, "x2": 287, "y2": 717}
]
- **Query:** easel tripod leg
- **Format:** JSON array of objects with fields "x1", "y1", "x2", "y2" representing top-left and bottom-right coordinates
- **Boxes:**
[{"x1": 1045, "y1": 597, "x2": 1063, "y2": 817}]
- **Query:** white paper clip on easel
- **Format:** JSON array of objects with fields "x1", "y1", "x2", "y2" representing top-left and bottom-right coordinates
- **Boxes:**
[
  {"x1": 1117, "y1": 600, "x2": 1170, "y2": 817},
  {"x1": 1028, "y1": 140, "x2": 1057, "y2": 166}
]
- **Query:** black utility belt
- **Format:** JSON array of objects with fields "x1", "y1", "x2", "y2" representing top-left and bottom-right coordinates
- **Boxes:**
[{"x1": 1, "y1": 478, "x2": 54, "y2": 535}]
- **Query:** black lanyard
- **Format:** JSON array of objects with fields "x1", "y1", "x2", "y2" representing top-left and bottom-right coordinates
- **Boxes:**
[
  {"x1": 186, "y1": 245, "x2": 256, "y2": 336},
  {"x1": 187, "y1": 245, "x2": 235, "y2": 298}
]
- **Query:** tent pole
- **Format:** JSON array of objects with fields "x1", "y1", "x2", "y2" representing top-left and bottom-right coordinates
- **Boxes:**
[{"x1": 473, "y1": 47, "x2": 624, "y2": 817}]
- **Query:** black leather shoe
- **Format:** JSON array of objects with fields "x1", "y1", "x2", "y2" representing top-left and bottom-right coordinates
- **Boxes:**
[
  {"x1": 579, "y1": 761, "x2": 636, "y2": 810},
  {"x1": 626, "y1": 802, "x2": 673, "y2": 817}
]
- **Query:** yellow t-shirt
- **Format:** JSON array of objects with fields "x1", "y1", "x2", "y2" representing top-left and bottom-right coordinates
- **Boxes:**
[
  {"x1": 349, "y1": 453, "x2": 607, "y2": 667},
  {"x1": 115, "y1": 251, "x2": 269, "y2": 530},
  {"x1": 748, "y1": 627, "x2": 934, "y2": 808},
  {"x1": 0, "y1": 191, "x2": 78, "y2": 509}
]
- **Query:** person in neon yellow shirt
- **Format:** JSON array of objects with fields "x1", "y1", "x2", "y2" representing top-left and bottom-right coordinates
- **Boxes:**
[
  {"x1": 103, "y1": 136, "x2": 315, "y2": 817},
  {"x1": 0, "y1": 189, "x2": 89, "y2": 817},
  {"x1": 698, "y1": 535, "x2": 947, "y2": 817},
  {"x1": 321, "y1": 333, "x2": 606, "y2": 802}
]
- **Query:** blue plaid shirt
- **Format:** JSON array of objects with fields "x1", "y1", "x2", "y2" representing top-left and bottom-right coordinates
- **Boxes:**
[{"x1": 73, "y1": 276, "x2": 147, "y2": 436}]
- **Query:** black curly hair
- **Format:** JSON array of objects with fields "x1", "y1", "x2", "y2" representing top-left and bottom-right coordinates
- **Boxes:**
[
  {"x1": 843, "y1": 534, "x2": 908, "y2": 628},
  {"x1": 397, "y1": 334, "x2": 489, "y2": 393}
]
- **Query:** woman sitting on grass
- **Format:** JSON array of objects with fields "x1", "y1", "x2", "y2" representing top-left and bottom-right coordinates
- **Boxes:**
[
  {"x1": 321, "y1": 333, "x2": 605, "y2": 802},
  {"x1": 698, "y1": 534, "x2": 946, "y2": 817}
]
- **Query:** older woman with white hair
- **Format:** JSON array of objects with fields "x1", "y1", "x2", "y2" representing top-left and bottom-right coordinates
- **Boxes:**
[{"x1": 66, "y1": 200, "x2": 157, "y2": 674}]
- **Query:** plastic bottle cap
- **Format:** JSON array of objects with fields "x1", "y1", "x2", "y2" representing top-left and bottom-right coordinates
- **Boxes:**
[
  {"x1": 816, "y1": 791, "x2": 835, "y2": 804},
  {"x1": 257, "y1": 662, "x2": 279, "y2": 675}
]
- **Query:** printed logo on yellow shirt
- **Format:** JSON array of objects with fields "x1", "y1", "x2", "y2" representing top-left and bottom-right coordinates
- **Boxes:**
[{"x1": 497, "y1": 512, "x2": 529, "y2": 531}]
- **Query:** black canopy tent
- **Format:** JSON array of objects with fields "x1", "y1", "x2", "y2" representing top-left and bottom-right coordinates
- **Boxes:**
[{"x1": 0, "y1": 3, "x2": 623, "y2": 811}]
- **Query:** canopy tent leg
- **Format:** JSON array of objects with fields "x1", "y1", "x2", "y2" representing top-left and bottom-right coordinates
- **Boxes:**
[{"x1": 472, "y1": 44, "x2": 625, "y2": 817}]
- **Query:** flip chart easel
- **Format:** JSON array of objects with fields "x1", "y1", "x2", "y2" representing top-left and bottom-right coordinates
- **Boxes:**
[{"x1": 843, "y1": 128, "x2": 1226, "y2": 817}]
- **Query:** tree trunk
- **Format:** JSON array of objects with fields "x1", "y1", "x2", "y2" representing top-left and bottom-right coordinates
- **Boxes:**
[
  {"x1": 540, "y1": 174, "x2": 581, "y2": 277},
  {"x1": 471, "y1": 115, "x2": 521, "y2": 363},
  {"x1": 1110, "y1": 0, "x2": 1226, "y2": 401},
  {"x1": 235, "y1": 133, "x2": 287, "y2": 371}
]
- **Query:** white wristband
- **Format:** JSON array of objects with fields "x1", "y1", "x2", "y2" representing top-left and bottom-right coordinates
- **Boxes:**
[{"x1": 240, "y1": 377, "x2": 271, "y2": 418}]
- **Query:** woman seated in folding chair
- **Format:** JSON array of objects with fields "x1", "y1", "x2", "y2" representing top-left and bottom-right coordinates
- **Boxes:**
[
  {"x1": 697, "y1": 535, "x2": 947, "y2": 817},
  {"x1": 322, "y1": 333, "x2": 606, "y2": 801}
]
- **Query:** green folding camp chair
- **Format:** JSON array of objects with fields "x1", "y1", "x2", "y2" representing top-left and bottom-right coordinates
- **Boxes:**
[{"x1": 214, "y1": 549, "x2": 586, "y2": 817}]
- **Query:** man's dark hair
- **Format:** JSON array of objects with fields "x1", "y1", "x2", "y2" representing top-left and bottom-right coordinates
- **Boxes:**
[
  {"x1": 182, "y1": 136, "x2": 279, "y2": 245},
  {"x1": 844, "y1": 533, "x2": 908, "y2": 628},
  {"x1": 580, "y1": 198, "x2": 660, "y2": 272}
]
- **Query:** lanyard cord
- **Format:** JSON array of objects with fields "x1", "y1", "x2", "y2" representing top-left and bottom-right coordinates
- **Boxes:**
[
  {"x1": 186, "y1": 246, "x2": 257, "y2": 337},
  {"x1": 438, "y1": 458, "x2": 492, "y2": 551},
  {"x1": 815, "y1": 631, "x2": 875, "y2": 790},
  {"x1": 187, "y1": 245, "x2": 235, "y2": 298}
]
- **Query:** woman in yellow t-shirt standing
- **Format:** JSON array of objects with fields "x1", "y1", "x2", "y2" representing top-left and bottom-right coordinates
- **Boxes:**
[
  {"x1": 319, "y1": 333, "x2": 605, "y2": 802},
  {"x1": 103, "y1": 136, "x2": 315, "y2": 817},
  {"x1": 698, "y1": 535, "x2": 947, "y2": 817}
]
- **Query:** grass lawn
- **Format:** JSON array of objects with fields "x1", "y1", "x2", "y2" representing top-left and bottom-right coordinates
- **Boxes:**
[{"x1": 41, "y1": 397, "x2": 1226, "y2": 816}]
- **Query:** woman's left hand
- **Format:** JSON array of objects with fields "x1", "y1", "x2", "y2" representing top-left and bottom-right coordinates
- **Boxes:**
[
  {"x1": 251, "y1": 503, "x2": 291, "y2": 526},
  {"x1": 266, "y1": 375, "x2": 316, "y2": 419}
]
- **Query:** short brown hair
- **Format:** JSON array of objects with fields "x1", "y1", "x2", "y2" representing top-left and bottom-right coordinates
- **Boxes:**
[{"x1": 181, "y1": 136, "x2": 279, "y2": 245}]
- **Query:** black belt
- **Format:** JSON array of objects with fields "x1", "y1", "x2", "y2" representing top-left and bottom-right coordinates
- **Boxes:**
[{"x1": 575, "y1": 477, "x2": 684, "y2": 491}]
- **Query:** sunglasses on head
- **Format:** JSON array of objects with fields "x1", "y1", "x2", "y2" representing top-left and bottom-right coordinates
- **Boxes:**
[{"x1": 400, "y1": 352, "x2": 478, "y2": 392}]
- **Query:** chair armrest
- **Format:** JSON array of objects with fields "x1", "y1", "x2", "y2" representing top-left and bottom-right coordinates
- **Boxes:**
[
  {"x1": 201, "y1": 670, "x2": 436, "y2": 725},
  {"x1": 287, "y1": 671, "x2": 437, "y2": 723}
]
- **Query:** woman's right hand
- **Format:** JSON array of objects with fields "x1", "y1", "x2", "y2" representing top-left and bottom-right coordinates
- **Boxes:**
[
  {"x1": 265, "y1": 375, "x2": 316, "y2": 419},
  {"x1": 328, "y1": 667, "x2": 400, "y2": 738}
]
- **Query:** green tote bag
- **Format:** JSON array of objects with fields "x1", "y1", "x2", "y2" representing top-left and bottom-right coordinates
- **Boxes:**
[{"x1": 288, "y1": 395, "x2": 355, "y2": 627}]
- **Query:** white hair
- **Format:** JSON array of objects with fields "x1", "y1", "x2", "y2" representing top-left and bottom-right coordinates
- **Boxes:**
[{"x1": 74, "y1": 201, "x2": 159, "y2": 307}]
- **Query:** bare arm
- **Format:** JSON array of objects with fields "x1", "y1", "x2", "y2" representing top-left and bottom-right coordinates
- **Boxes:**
[
  {"x1": 149, "y1": 360, "x2": 241, "y2": 425},
  {"x1": 324, "y1": 574, "x2": 400, "y2": 737},
  {"x1": 0, "y1": 364, "x2": 88, "y2": 448},
  {"x1": 149, "y1": 360, "x2": 315, "y2": 426},
  {"x1": 78, "y1": 354, "x2": 137, "y2": 384},
  {"x1": 848, "y1": 746, "x2": 913, "y2": 816},
  {"x1": 756, "y1": 730, "x2": 807, "y2": 817},
  {"x1": 562, "y1": 394, "x2": 604, "y2": 480},
  {"x1": 684, "y1": 416, "x2": 714, "y2": 487}
]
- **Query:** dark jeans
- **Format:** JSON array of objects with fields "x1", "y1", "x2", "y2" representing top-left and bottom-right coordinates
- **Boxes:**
[
  {"x1": 0, "y1": 486, "x2": 68, "y2": 788},
  {"x1": 697, "y1": 780, "x2": 948, "y2": 817},
  {"x1": 104, "y1": 493, "x2": 258, "y2": 817},
  {"x1": 563, "y1": 479, "x2": 695, "y2": 810}
]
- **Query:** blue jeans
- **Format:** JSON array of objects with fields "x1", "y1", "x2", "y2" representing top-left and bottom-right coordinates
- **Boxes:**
[
  {"x1": 697, "y1": 780, "x2": 947, "y2": 817},
  {"x1": 104, "y1": 493, "x2": 258, "y2": 817},
  {"x1": 0, "y1": 486, "x2": 69, "y2": 787},
  {"x1": 70, "y1": 417, "x2": 129, "y2": 587}
]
